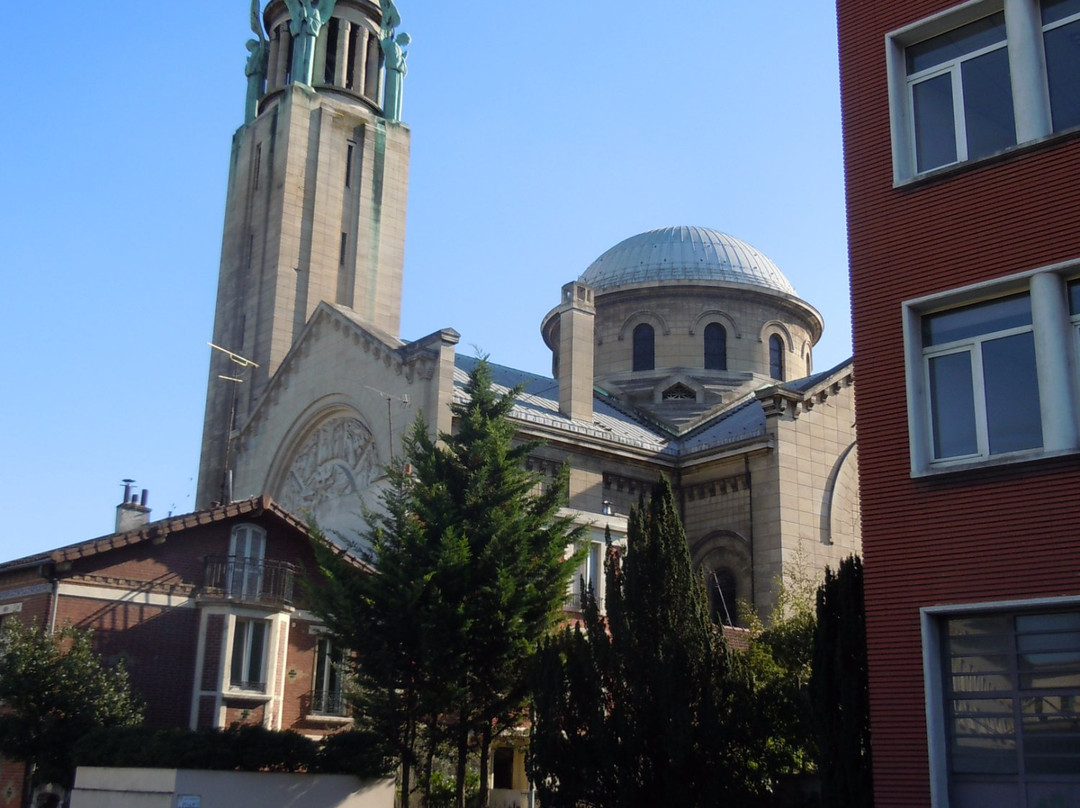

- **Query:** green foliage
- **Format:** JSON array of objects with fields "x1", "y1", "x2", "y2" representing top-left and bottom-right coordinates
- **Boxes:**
[
  {"x1": 0, "y1": 621, "x2": 143, "y2": 790},
  {"x1": 811, "y1": 555, "x2": 873, "y2": 808},
  {"x1": 742, "y1": 563, "x2": 819, "y2": 783},
  {"x1": 529, "y1": 479, "x2": 773, "y2": 807},
  {"x1": 309, "y1": 358, "x2": 584, "y2": 808},
  {"x1": 72, "y1": 725, "x2": 392, "y2": 778}
]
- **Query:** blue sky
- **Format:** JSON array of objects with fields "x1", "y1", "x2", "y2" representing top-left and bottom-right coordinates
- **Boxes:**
[{"x1": 0, "y1": 1, "x2": 848, "y2": 559}]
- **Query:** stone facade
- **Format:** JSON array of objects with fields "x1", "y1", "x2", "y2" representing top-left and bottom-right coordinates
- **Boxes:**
[{"x1": 190, "y1": 5, "x2": 859, "y2": 626}]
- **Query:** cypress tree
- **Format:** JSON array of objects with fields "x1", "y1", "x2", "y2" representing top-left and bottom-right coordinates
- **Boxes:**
[
  {"x1": 811, "y1": 555, "x2": 873, "y2": 808},
  {"x1": 530, "y1": 478, "x2": 758, "y2": 807}
]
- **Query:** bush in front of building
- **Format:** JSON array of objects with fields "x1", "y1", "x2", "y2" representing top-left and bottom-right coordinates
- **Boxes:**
[{"x1": 73, "y1": 725, "x2": 392, "y2": 778}]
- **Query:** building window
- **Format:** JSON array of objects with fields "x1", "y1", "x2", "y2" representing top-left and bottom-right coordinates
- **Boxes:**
[
  {"x1": 704, "y1": 322, "x2": 727, "y2": 370},
  {"x1": 922, "y1": 294, "x2": 1042, "y2": 460},
  {"x1": 904, "y1": 267, "x2": 1080, "y2": 475},
  {"x1": 1044, "y1": 0, "x2": 1080, "y2": 131},
  {"x1": 924, "y1": 603, "x2": 1080, "y2": 807},
  {"x1": 230, "y1": 618, "x2": 268, "y2": 692},
  {"x1": 906, "y1": 12, "x2": 1015, "y2": 174},
  {"x1": 889, "y1": 0, "x2": 1080, "y2": 181},
  {"x1": 707, "y1": 567, "x2": 738, "y2": 626},
  {"x1": 312, "y1": 636, "x2": 347, "y2": 716},
  {"x1": 252, "y1": 143, "x2": 262, "y2": 191},
  {"x1": 345, "y1": 141, "x2": 355, "y2": 188},
  {"x1": 568, "y1": 540, "x2": 605, "y2": 613},
  {"x1": 228, "y1": 524, "x2": 266, "y2": 600},
  {"x1": 633, "y1": 323, "x2": 654, "y2": 371},
  {"x1": 769, "y1": 334, "x2": 785, "y2": 380}
]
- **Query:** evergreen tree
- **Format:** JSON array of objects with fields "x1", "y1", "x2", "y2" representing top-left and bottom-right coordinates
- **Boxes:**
[
  {"x1": 811, "y1": 555, "x2": 873, "y2": 808},
  {"x1": 0, "y1": 621, "x2": 143, "y2": 802},
  {"x1": 311, "y1": 358, "x2": 584, "y2": 808},
  {"x1": 530, "y1": 479, "x2": 762, "y2": 807}
]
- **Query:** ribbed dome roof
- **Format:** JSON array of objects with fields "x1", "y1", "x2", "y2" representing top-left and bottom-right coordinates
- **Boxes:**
[{"x1": 580, "y1": 226, "x2": 797, "y2": 296}]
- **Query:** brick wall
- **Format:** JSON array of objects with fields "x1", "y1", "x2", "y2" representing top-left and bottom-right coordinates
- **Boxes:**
[{"x1": 838, "y1": 1, "x2": 1080, "y2": 805}]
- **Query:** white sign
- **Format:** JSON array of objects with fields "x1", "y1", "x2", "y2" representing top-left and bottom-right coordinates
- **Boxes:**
[{"x1": 177, "y1": 797, "x2": 201, "y2": 808}]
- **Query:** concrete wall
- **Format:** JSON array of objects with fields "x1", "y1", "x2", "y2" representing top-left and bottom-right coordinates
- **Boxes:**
[{"x1": 70, "y1": 768, "x2": 394, "y2": 808}]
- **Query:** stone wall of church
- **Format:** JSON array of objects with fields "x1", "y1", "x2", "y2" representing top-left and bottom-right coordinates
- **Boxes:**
[
  {"x1": 753, "y1": 369, "x2": 860, "y2": 613},
  {"x1": 590, "y1": 285, "x2": 820, "y2": 382},
  {"x1": 228, "y1": 307, "x2": 457, "y2": 540}
]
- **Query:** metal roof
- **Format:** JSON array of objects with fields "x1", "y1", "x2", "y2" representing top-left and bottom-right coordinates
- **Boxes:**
[{"x1": 580, "y1": 226, "x2": 798, "y2": 296}]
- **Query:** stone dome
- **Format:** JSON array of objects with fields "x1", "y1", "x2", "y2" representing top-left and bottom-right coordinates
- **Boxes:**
[{"x1": 580, "y1": 226, "x2": 798, "y2": 296}]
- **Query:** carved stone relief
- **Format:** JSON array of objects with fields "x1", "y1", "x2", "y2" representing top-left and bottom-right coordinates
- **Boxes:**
[{"x1": 277, "y1": 416, "x2": 380, "y2": 537}]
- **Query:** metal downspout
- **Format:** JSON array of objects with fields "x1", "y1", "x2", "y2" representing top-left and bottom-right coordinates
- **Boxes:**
[{"x1": 745, "y1": 454, "x2": 755, "y2": 606}]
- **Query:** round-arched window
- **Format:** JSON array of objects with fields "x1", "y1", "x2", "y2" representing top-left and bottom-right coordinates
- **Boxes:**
[
  {"x1": 769, "y1": 334, "x2": 785, "y2": 381},
  {"x1": 704, "y1": 323, "x2": 727, "y2": 370},
  {"x1": 633, "y1": 323, "x2": 655, "y2": 371}
]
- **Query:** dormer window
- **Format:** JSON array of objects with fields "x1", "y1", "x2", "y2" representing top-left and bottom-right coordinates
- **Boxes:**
[{"x1": 662, "y1": 383, "x2": 696, "y2": 401}]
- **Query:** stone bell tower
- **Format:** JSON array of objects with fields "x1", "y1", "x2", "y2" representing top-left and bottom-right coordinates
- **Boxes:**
[{"x1": 197, "y1": 0, "x2": 411, "y2": 507}]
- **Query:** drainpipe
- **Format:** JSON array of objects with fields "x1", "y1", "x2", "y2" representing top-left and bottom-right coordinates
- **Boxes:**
[{"x1": 745, "y1": 454, "x2": 755, "y2": 606}]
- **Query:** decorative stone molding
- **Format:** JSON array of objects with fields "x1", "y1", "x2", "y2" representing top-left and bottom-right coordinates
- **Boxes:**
[
  {"x1": 684, "y1": 473, "x2": 751, "y2": 501},
  {"x1": 616, "y1": 310, "x2": 672, "y2": 341},
  {"x1": 602, "y1": 472, "x2": 653, "y2": 497}
]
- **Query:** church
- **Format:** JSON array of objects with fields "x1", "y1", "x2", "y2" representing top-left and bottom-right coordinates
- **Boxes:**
[
  {"x1": 0, "y1": 0, "x2": 858, "y2": 804},
  {"x1": 197, "y1": 0, "x2": 861, "y2": 622}
]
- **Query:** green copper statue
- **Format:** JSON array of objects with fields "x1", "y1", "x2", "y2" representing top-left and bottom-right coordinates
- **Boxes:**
[
  {"x1": 284, "y1": 0, "x2": 338, "y2": 86},
  {"x1": 244, "y1": 0, "x2": 268, "y2": 123},
  {"x1": 380, "y1": 0, "x2": 410, "y2": 122}
]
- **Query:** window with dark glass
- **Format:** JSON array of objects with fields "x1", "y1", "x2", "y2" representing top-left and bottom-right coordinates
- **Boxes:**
[
  {"x1": 704, "y1": 323, "x2": 727, "y2": 370},
  {"x1": 1043, "y1": 0, "x2": 1080, "y2": 132},
  {"x1": 921, "y1": 294, "x2": 1042, "y2": 462},
  {"x1": 769, "y1": 335, "x2": 785, "y2": 381},
  {"x1": 633, "y1": 323, "x2": 654, "y2": 371},
  {"x1": 708, "y1": 568, "x2": 738, "y2": 626},
  {"x1": 230, "y1": 619, "x2": 267, "y2": 692},
  {"x1": 906, "y1": 12, "x2": 1015, "y2": 173},
  {"x1": 313, "y1": 636, "x2": 346, "y2": 715}
]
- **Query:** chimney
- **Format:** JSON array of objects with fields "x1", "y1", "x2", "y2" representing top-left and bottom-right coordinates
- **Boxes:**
[
  {"x1": 557, "y1": 281, "x2": 595, "y2": 422},
  {"x1": 115, "y1": 484, "x2": 151, "y2": 533}
]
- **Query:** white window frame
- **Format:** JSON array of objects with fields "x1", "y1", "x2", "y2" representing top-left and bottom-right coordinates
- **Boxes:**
[
  {"x1": 229, "y1": 616, "x2": 269, "y2": 693},
  {"x1": 922, "y1": 596, "x2": 1080, "y2": 808},
  {"x1": 312, "y1": 635, "x2": 348, "y2": 717},
  {"x1": 887, "y1": 0, "x2": 1080, "y2": 183},
  {"x1": 904, "y1": 262, "x2": 1080, "y2": 475},
  {"x1": 228, "y1": 524, "x2": 266, "y2": 600},
  {"x1": 906, "y1": 11, "x2": 1013, "y2": 173}
]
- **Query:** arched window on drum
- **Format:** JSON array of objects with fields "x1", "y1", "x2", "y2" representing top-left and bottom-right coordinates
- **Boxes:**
[{"x1": 704, "y1": 323, "x2": 727, "y2": 370}]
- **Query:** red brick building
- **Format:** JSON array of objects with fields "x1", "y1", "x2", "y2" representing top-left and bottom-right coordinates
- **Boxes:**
[
  {"x1": 837, "y1": 0, "x2": 1080, "y2": 806},
  {"x1": 0, "y1": 495, "x2": 357, "y2": 802}
]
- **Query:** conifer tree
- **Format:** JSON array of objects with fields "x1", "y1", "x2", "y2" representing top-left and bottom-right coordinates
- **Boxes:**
[
  {"x1": 311, "y1": 358, "x2": 584, "y2": 808},
  {"x1": 530, "y1": 479, "x2": 761, "y2": 807},
  {"x1": 811, "y1": 555, "x2": 873, "y2": 808}
]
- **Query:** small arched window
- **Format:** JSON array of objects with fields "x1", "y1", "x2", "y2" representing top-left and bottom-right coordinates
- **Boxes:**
[
  {"x1": 769, "y1": 334, "x2": 785, "y2": 381},
  {"x1": 708, "y1": 567, "x2": 738, "y2": 626},
  {"x1": 704, "y1": 323, "x2": 727, "y2": 370},
  {"x1": 633, "y1": 323, "x2": 655, "y2": 371}
]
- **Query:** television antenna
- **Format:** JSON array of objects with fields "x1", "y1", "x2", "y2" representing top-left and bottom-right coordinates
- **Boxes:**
[
  {"x1": 207, "y1": 343, "x2": 260, "y2": 503},
  {"x1": 365, "y1": 385, "x2": 411, "y2": 460}
]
